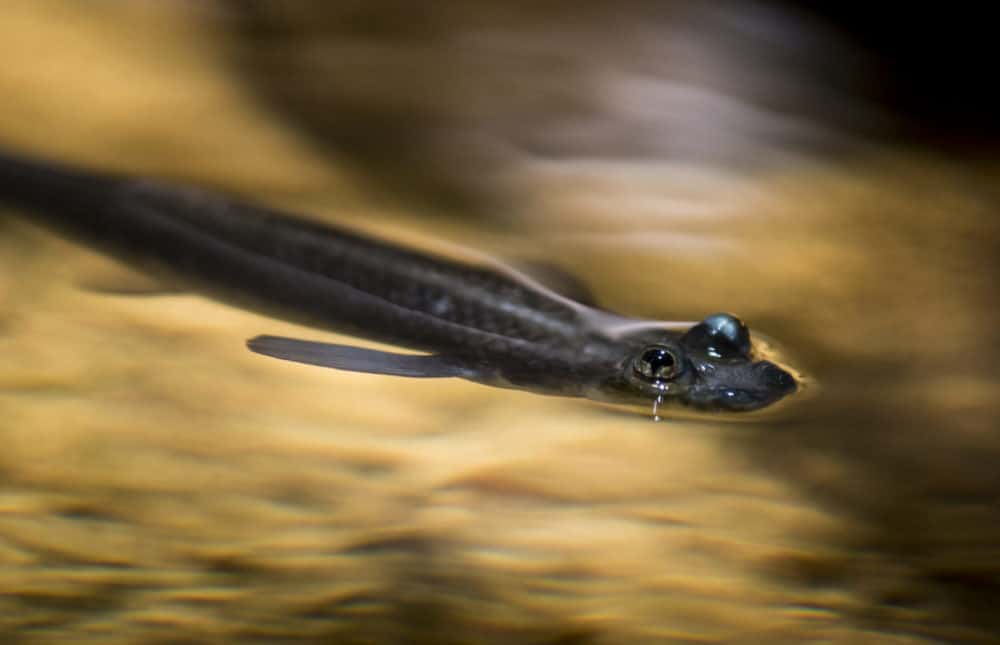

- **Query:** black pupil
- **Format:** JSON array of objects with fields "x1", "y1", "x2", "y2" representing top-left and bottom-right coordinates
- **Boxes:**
[{"x1": 640, "y1": 347, "x2": 675, "y2": 379}]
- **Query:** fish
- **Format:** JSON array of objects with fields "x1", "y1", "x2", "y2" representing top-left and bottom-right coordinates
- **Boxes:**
[{"x1": 0, "y1": 149, "x2": 797, "y2": 417}]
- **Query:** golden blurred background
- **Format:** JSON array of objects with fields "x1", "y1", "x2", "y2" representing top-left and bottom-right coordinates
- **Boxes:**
[{"x1": 1, "y1": 2, "x2": 998, "y2": 643}]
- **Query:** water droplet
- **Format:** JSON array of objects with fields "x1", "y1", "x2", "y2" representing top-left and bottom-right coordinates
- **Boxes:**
[{"x1": 652, "y1": 394, "x2": 664, "y2": 422}]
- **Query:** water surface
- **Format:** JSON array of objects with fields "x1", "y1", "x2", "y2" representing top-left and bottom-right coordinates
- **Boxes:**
[{"x1": 1, "y1": 3, "x2": 998, "y2": 643}]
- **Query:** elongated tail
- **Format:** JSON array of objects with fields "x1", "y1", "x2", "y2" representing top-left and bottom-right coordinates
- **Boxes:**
[
  {"x1": 0, "y1": 148, "x2": 563, "y2": 358},
  {"x1": 0, "y1": 150, "x2": 124, "y2": 241}
]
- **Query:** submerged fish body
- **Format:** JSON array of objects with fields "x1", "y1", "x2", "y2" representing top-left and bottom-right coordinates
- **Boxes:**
[{"x1": 0, "y1": 149, "x2": 797, "y2": 416}]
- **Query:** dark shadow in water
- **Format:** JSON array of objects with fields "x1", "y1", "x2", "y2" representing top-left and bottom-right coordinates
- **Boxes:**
[{"x1": 217, "y1": 1, "x2": 890, "y2": 216}]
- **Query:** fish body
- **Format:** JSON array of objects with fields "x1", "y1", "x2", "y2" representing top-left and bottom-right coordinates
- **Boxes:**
[{"x1": 0, "y1": 149, "x2": 796, "y2": 414}]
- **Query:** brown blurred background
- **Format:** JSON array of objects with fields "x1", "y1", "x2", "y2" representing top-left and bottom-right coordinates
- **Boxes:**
[{"x1": 1, "y1": 2, "x2": 998, "y2": 643}]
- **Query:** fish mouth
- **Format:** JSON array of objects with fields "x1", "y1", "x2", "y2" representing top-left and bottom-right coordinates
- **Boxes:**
[{"x1": 687, "y1": 388, "x2": 787, "y2": 411}]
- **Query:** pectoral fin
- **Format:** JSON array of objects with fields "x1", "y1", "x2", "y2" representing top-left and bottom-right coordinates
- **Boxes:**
[{"x1": 246, "y1": 335, "x2": 469, "y2": 378}]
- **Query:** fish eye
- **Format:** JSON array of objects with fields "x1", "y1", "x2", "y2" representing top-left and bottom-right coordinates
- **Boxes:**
[
  {"x1": 683, "y1": 312, "x2": 751, "y2": 359},
  {"x1": 633, "y1": 345, "x2": 681, "y2": 382},
  {"x1": 702, "y1": 313, "x2": 750, "y2": 350}
]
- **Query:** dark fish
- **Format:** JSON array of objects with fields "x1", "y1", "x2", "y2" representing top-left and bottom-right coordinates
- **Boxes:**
[{"x1": 0, "y1": 149, "x2": 797, "y2": 417}]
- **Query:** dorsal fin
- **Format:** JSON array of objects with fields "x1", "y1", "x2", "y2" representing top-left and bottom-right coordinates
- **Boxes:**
[{"x1": 512, "y1": 260, "x2": 597, "y2": 306}]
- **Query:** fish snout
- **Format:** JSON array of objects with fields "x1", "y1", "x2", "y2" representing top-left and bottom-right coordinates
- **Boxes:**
[{"x1": 754, "y1": 361, "x2": 797, "y2": 394}]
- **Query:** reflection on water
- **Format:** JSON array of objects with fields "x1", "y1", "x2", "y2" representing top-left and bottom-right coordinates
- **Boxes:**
[{"x1": 2, "y1": 2, "x2": 999, "y2": 644}]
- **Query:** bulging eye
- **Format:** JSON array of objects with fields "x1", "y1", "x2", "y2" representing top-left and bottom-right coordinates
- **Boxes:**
[
  {"x1": 702, "y1": 313, "x2": 750, "y2": 353},
  {"x1": 633, "y1": 345, "x2": 681, "y2": 381},
  {"x1": 682, "y1": 312, "x2": 751, "y2": 359}
]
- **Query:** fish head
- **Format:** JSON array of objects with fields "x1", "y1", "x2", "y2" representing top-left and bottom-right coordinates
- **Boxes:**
[{"x1": 594, "y1": 312, "x2": 798, "y2": 414}]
